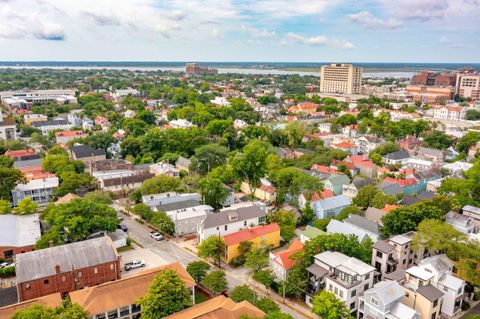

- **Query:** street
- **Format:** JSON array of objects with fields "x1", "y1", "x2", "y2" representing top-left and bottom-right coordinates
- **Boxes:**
[{"x1": 118, "y1": 210, "x2": 312, "y2": 319}]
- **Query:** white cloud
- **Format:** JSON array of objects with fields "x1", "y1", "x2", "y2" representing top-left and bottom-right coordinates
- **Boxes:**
[
  {"x1": 282, "y1": 32, "x2": 354, "y2": 49},
  {"x1": 439, "y1": 36, "x2": 463, "y2": 49},
  {"x1": 242, "y1": 0, "x2": 340, "y2": 18},
  {"x1": 348, "y1": 11, "x2": 402, "y2": 29},
  {"x1": 210, "y1": 28, "x2": 222, "y2": 39},
  {"x1": 240, "y1": 25, "x2": 277, "y2": 39},
  {"x1": 440, "y1": 36, "x2": 452, "y2": 44}
]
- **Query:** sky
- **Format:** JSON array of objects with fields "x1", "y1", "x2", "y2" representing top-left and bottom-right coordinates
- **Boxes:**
[{"x1": 0, "y1": 0, "x2": 479, "y2": 62}]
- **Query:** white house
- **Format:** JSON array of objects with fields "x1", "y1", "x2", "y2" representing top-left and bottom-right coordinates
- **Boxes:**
[
  {"x1": 32, "y1": 119, "x2": 73, "y2": 135},
  {"x1": 166, "y1": 205, "x2": 213, "y2": 236},
  {"x1": 319, "y1": 122, "x2": 332, "y2": 133},
  {"x1": 305, "y1": 251, "x2": 376, "y2": 312},
  {"x1": 326, "y1": 215, "x2": 381, "y2": 242},
  {"x1": 149, "y1": 162, "x2": 180, "y2": 177},
  {"x1": 426, "y1": 106, "x2": 466, "y2": 121},
  {"x1": 269, "y1": 239, "x2": 304, "y2": 281},
  {"x1": 210, "y1": 96, "x2": 230, "y2": 106},
  {"x1": 11, "y1": 177, "x2": 59, "y2": 207},
  {"x1": 383, "y1": 150, "x2": 410, "y2": 166},
  {"x1": 142, "y1": 192, "x2": 200, "y2": 209},
  {"x1": 445, "y1": 211, "x2": 477, "y2": 234},
  {"x1": 358, "y1": 281, "x2": 419, "y2": 319},
  {"x1": 0, "y1": 111, "x2": 17, "y2": 141},
  {"x1": 197, "y1": 203, "x2": 266, "y2": 242},
  {"x1": 169, "y1": 119, "x2": 195, "y2": 129},
  {"x1": 406, "y1": 158, "x2": 435, "y2": 172}
]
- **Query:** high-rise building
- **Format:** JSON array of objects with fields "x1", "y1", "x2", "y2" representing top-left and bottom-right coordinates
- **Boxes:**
[
  {"x1": 456, "y1": 73, "x2": 480, "y2": 100},
  {"x1": 185, "y1": 63, "x2": 218, "y2": 75},
  {"x1": 320, "y1": 63, "x2": 363, "y2": 94}
]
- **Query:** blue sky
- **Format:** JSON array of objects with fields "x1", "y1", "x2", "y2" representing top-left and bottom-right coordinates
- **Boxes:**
[{"x1": 0, "y1": 0, "x2": 479, "y2": 62}]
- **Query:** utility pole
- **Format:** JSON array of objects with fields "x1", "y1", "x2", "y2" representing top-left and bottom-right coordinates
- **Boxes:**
[{"x1": 282, "y1": 281, "x2": 286, "y2": 304}]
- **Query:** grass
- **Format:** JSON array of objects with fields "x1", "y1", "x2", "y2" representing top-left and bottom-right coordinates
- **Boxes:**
[
  {"x1": 117, "y1": 245, "x2": 134, "y2": 252},
  {"x1": 135, "y1": 218, "x2": 144, "y2": 224},
  {"x1": 195, "y1": 290, "x2": 210, "y2": 304},
  {"x1": 129, "y1": 237, "x2": 144, "y2": 248}
]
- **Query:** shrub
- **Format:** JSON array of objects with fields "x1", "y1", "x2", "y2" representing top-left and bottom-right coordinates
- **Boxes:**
[
  {"x1": 0, "y1": 266, "x2": 15, "y2": 278},
  {"x1": 462, "y1": 301, "x2": 470, "y2": 311}
]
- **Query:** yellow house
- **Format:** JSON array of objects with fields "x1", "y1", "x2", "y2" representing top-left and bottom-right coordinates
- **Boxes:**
[
  {"x1": 240, "y1": 181, "x2": 277, "y2": 203},
  {"x1": 222, "y1": 223, "x2": 281, "y2": 263}
]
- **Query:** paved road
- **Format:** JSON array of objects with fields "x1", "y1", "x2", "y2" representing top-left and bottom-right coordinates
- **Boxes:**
[{"x1": 118, "y1": 210, "x2": 310, "y2": 319}]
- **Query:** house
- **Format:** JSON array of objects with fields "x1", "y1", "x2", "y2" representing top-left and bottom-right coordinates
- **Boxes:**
[
  {"x1": 169, "y1": 119, "x2": 195, "y2": 129},
  {"x1": 71, "y1": 144, "x2": 106, "y2": 165},
  {"x1": 305, "y1": 251, "x2": 376, "y2": 312},
  {"x1": 325, "y1": 174, "x2": 351, "y2": 195},
  {"x1": 269, "y1": 239, "x2": 304, "y2": 281},
  {"x1": 222, "y1": 184, "x2": 235, "y2": 207},
  {"x1": 399, "y1": 135, "x2": 422, "y2": 151},
  {"x1": 413, "y1": 171, "x2": 442, "y2": 194},
  {"x1": 380, "y1": 177, "x2": 418, "y2": 196},
  {"x1": 55, "y1": 130, "x2": 86, "y2": 145},
  {"x1": 100, "y1": 173, "x2": 154, "y2": 193},
  {"x1": 0, "y1": 293, "x2": 62, "y2": 319},
  {"x1": 54, "y1": 193, "x2": 80, "y2": 205},
  {"x1": 70, "y1": 263, "x2": 195, "y2": 319},
  {"x1": 364, "y1": 207, "x2": 387, "y2": 226},
  {"x1": 445, "y1": 211, "x2": 476, "y2": 234},
  {"x1": 108, "y1": 229, "x2": 128, "y2": 249},
  {"x1": 354, "y1": 136, "x2": 384, "y2": 155},
  {"x1": 94, "y1": 115, "x2": 111, "y2": 131},
  {"x1": 294, "y1": 148, "x2": 315, "y2": 158},
  {"x1": 426, "y1": 105, "x2": 466, "y2": 120},
  {"x1": 326, "y1": 215, "x2": 380, "y2": 243},
  {"x1": 441, "y1": 161, "x2": 473, "y2": 175},
  {"x1": 223, "y1": 223, "x2": 280, "y2": 263},
  {"x1": 371, "y1": 231, "x2": 432, "y2": 281},
  {"x1": 166, "y1": 205, "x2": 214, "y2": 236},
  {"x1": 4, "y1": 149, "x2": 37, "y2": 160},
  {"x1": 342, "y1": 178, "x2": 373, "y2": 198},
  {"x1": 358, "y1": 280, "x2": 419, "y2": 319},
  {"x1": 233, "y1": 119, "x2": 248, "y2": 129},
  {"x1": 406, "y1": 158, "x2": 435, "y2": 172},
  {"x1": 32, "y1": 119, "x2": 73, "y2": 135},
  {"x1": 346, "y1": 155, "x2": 377, "y2": 178},
  {"x1": 197, "y1": 204, "x2": 267, "y2": 242},
  {"x1": 176, "y1": 156, "x2": 191, "y2": 172},
  {"x1": 462, "y1": 205, "x2": 480, "y2": 226},
  {"x1": 311, "y1": 195, "x2": 352, "y2": 219},
  {"x1": 124, "y1": 109, "x2": 136, "y2": 118},
  {"x1": 149, "y1": 162, "x2": 180, "y2": 177},
  {"x1": 401, "y1": 255, "x2": 465, "y2": 318},
  {"x1": 11, "y1": 176, "x2": 59, "y2": 207},
  {"x1": 300, "y1": 225, "x2": 325, "y2": 243},
  {"x1": 88, "y1": 158, "x2": 134, "y2": 175},
  {"x1": 240, "y1": 181, "x2": 277, "y2": 203},
  {"x1": 0, "y1": 214, "x2": 41, "y2": 261},
  {"x1": 319, "y1": 122, "x2": 332, "y2": 133},
  {"x1": 276, "y1": 147, "x2": 296, "y2": 159},
  {"x1": 383, "y1": 150, "x2": 410, "y2": 166},
  {"x1": 142, "y1": 192, "x2": 200, "y2": 210},
  {"x1": 332, "y1": 141, "x2": 358, "y2": 155},
  {"x1": 416, "y1": 147, "x2": 444, "y2": 163},
  {"x1": 24, "y1": 113, "x2": 48, "y2": 126},
  {"x1": 15, "y1": 237, "x2": 121, "y2": 302},
  {"x1": 164, "y1": 295, "x2": 265, "y2": 319},
  {"x1": 0, "y1": 111, "x2": 17, "y2": 140},
  {"x1": 342, "y1": 125, "x2": 359, "y2": 138},
  {"x1": 330, "y1": 160, "x2": 359, "y2": 176}
]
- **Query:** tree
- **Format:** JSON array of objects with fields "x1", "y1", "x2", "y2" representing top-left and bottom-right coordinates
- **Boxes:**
[
  {"x1": 0, "y1": 166, "x2": 24, "y2": 200},
  {"x1": 150, "y1": 211, "x2": 175, "y2": 235},
  {"x1": 465, "y1": 109, "x2": 480, "y2": 120},
  {"x1": 186, "y1": 261, "x2": 211, "y2": 283},
  {"x1": 55, "y1": 172, "x2": 94, "y2": 198},
  {"x1": 335, "y1": 205, "x2": 363, "y2": 221},
  {"x1": 83, "y1": 191, "x2": 113, "y2": 204},
  {"x1": 312, "y1": 290, "x2": 352, "y2": 319},
  {"x1": 244, "y1": 246, "x2": 270, "y2": 273},
  {"x1": 198, "y1": 177, "x2": 228, "y2": 210},
  {"x1": 201, "y1": 270, "x2": 228, "y2": 294},
  {"x1": 371, "y1": 192, "x2": 397, "y2": 209},
  {"x1": 0, "y1": 199, "x2": 12, "y2": 214},
  {"x1": 423, "y1": 131, "x2": 453, "y2": 150},
  {"x1": 139, "y1": 269, "x2": 192, "y2": 319},
  {"x1": 352, "y1": 185, "x2": 381, "y2": 209},
  {"x1": 0, "y1": 155, "x2": 14, "y2": 167},
  {"x1": 13, "y1": 301, "x2": 88, "y2": 319},
  {"x1": 190, "y1": 144, "x2": 228, "y2": 175},
  {"x1": 138, "y1": 175, "x2": 186, "y2": 197},
  {"x1": 456, "y1": 131, "x2": 480, "y2": 153},
  {"x1": 263, "y1": 312, "x2": 294, "y2": 319},
  {"x1": 255, "y1": 298, "x2": 280, "y2": 314},
  {"x1": 14, "y1": 198, "x2": 38, "y2": 215},
  {"x1": 300, "y1": 203, "x2": 316, "y2": 225},
  {"x1": 266, "y1": 210, "x2": 296, "y2": 241},
  {"x1": 198, "y1": 236, "x2": 225, "y2": 268},
  {"x1": 230, "y1": 285, "x2": 256, "y2": 304},
  {"x1": 252, "y1": 269, "x2": 276, "y2": 295},
  {"x1": 231, "y1": 140, "x2": 270, "y2": 195}
]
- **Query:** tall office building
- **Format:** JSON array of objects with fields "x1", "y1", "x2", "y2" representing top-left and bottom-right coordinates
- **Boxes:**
[
  {"x1": 456, "y1": 73, "x2": 480, "y2": 100},
  {"x1": 320, "y1": 63, "x2": 363, "y2": 94}
]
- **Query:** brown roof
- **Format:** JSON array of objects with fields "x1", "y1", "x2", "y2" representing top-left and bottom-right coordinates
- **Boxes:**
[
  {"x1": 55, "y1": 193, "x2": 80, "y2": 205},
  {"x1": 70, "y1": 263, "x2": 195, "y2": 315},
  {"x1": 163, "y1": 295, "x2": 265, "y2": 319},
  {"x1": 102, "y1": 173, "x2": 154, "y2": 187},
  {"x1": 417, "y1": 284, "x2": 444, "y2": 302},
  {"x1": 0, "y1": 117, "x2": 16, "y2": 127},
  {"x1": 0, "y1": 293, "x2": 62, "y2": 319}
]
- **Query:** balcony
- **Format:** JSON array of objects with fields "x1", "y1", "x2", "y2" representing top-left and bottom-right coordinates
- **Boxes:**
[{"x1": 387, "y1": 257, "x2": 398, "y2": 265}]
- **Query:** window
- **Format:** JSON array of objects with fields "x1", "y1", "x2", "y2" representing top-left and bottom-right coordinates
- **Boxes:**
[
  {"x1": 350, "y1": 302, "x2": 355, "y2": 310},
  {"x1": 95, "y1": 314, "x2": 106, "y2": 319},
  {"x1": 259, "y1": 216, "x2": 266, "y2": 223},
  {"x1": 25, "y1": 283, "x2": 31, "y2": 290},
  {"x1": 405, "y1": 292, "x2": 409, "y2": 298},
  {"x1": 376, "y1": 251, "x2": 383, "y2": 258},
  {"x1": 216, "y1": 227, "x2": 219, "y2": 231},
  {"x1": 334, "y1": 287, "x2": 338, "y2": 294},
  {"x1": 433, "y1": 299, "x2": 438, "y2": 307},
  {"x1": 119, "y1": 306, "x2": 129, "y2": 316},
  {"x1": 364, "y1": 284, "x2": 369, "y2": 291},
  {"x1": 94, "y1": 267, "x2": 99, "y2": 274},
  {"x1": 44, "y1": 279, "x2": 49, "y2": 285},
  {"x1": 131, "y1": 304, "x2": 141, "y2": 313},
  {"x1": 61, "y1": 276, "x2": 66, "y2": 282},
  {"x1": 351, "y1": 290, "x2": 356, "y2": 297},
  {"x1": 225, "y1": 225, "x2": 228, "y2": 231},
  {"x1": 339, "y1": 290, "x2": 343, "y2": 298},
  {"x1": 78, "y1": 271, "x2": 82, "y2": 278},
  {"x1": 365, "y1": 273, "x2": 370, "y2": 280},
  {"x1": 371, "y1": 298, "x2": 379, "y2": 306},
  {"x1": 431, "y1": 312, "x2": 436, "y2": 319},
  {"x1": 244, "y1": 220, "x2": 247, "y2": 226},
  {"x1": 110, "y1": 264, "x2": 114, "y2": 270},
  {"x1": 107, "y1": 310, "x2": 118, "y2": 319},
  {"x1": 329, "y1": 284, "x2": 333, "y2": 291}
]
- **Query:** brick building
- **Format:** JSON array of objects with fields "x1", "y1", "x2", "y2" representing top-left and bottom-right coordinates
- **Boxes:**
[
  {"x1": 15, "y1": 237, "x2": 121, "y2": 301},
  {"x1": 0, "y1": 214, "x2": 41, "y2": 261},
  {"x1": 411, "y1": 71, "x2": 456, "y2": 86}
]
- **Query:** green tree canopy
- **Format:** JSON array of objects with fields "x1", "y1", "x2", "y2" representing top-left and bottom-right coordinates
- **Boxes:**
[
  {"x1": 312, "y1": 290, "x2": 352, "y2": 319},
  {"x1": 201, "y1": 270, "x2": 228, "y2": 294},
  {"x1": 198, "y1": 177, "x2": 229, "y2": 210},
  {"x1": 266, "y1": 210, "x2": 296, "y2": 241},
  {"x1": 139, "y1": 269, "x2": 193, "y2": 319},
  {"x1": 14, "y1": 197, "x2": 38, "y2": 215},
  {"x1": 190, "y1": 144, "x2": 228, "y2": 175},
  {"x1": 13, "y1": 301, "x2": 88, "y2": 319},
  {"x1": 198, "y1": 236, "x2": 226, "y2": 267},
  {"x1": 186, "y1": 261, "x2": 211, "y2": 283}
]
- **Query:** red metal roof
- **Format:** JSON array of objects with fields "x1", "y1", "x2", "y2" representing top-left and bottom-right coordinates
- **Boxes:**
[
  {"x1": 223, "y1": 223, "x2": 280, "y2": 246},
  {"x1": 272, "y1": 239, "x2": 304, "y2": 270}
]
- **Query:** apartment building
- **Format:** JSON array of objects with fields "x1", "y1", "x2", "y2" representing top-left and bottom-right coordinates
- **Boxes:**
[
  {"x1": 306, "y1": 251, "x2": 376, "y2": 313},
  {"x1": 0, "y1": 89, "x2": 77, "y2": 111},
  {"x1": 69, "y1": 263, "x2": 195, "y2": 319},
  {"x1": 426, "y1": 106, "x2": 466, "y2": 120},
  {"x1": 11, "y1": 176, "x2": 59, "y2": 207},
  {"x1": 149, "y1": 162, "x2": 180, "y2": 177},
  {"x1": 15, "y1": 237, "x2": 121, "y2": 301},
  {"x1": 358, "y1": 280, "x2": 419, "y2": 319},
  {"x1": 197, "y1": 204, "x2": 266, "y2": 242},
  {"x1": 405, "y1": 85, "x2": 455, "y2": 104},
  {"x1": 371, "y1": 231, "x2": 432, "y2": 281},
  {"x1": 320, "y1": 64, "x2": 363, "y2": 94},
  {"x1": 456, "y1": 73, "x2": 480, "y2": 100}
]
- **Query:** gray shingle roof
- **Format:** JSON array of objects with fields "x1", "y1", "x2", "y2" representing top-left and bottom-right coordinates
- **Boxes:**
[
  {"x1": 15, "y1": 237, "x2": 118, "y2": 284},
  {"x1": 71, "y1": 145, "x2": 106, "y2": 158},
  {"x1": 203, "y1": 206, "x2": 265, "y2": 228},
  {"x1": 417, "y1": 284, "x2": 444, "y2": 301},
  {"x1": 32, "y1": 119, "x2": 69, "y2": 127},
  {"x1": 344, "y1": 214, "x2": 381, "y2": 234},
  {"x1": 372, "y1": 240, "x2": 395, "y2": 253},
  {"x1": 384, "y1": 149, "x2": 410, "y2": 160},
  {"x1": 401, "y1": 192, "x2": 435, "y2": 206},
  {"x1": 155, "y1": 199, "x2": 200, "y2": 212}
]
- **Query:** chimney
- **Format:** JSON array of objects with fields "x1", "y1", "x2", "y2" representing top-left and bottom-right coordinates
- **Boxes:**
[{"x1": 55, "y1": 265, "x2": 61, "y2": 274}]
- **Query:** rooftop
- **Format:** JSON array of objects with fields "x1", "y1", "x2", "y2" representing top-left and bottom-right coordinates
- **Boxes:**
[
  {"x1": 0, "y1": 214, "x2": 41, "y2": 248},
  {"x1": 203, "y1": 205, "x2": 266, "y2": 229},
  {"x1": 0, "y1": 293, "x2": 62, "y2": 319},
  {"x1": 71, "y1": 144, "x2": 106, "y2": 158},
  {"x1": 271, "y1": 239, "x2": 304, "y2": 270},
  {"x1": 416, "y1": 284, "x2": 444, "y2": 302},
  {"x1": 223, "y1": 223, "x2": 280, "y2": 246}
]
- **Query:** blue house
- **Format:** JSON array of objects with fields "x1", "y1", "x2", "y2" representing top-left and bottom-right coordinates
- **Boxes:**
[{"x1": 311, "y1": 195, "x2": 352, "y2": 219}]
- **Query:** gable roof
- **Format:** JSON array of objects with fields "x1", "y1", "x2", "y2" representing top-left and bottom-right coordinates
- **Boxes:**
[
  {"x1": 203, "y1": 206, "x2": 265, "y2": 229},
  {"x1": 163, "y1": 295, "x2": 265, "y2": 319},
  {"x1": 0, "y1": 293, "x2": 62, "y2": 319},
  {"x1": 326, "y1": 219, "x2": 371, "y2": 242},
  {"x1": 69, "y1": 263, "x2": 194, "y2": 316},
  {"x1": 271, "y1": 239, "x2": 304, "y2": 270},
  {"x1": 15, "y1": 237, "x2": 118, "y2": 284},
  {"x1": 343, "y1": 214, "x2": 381, "y2": 234},
  {"x1": 417, "y1": 284, "x2": 444, "y2": 301},
  {"x1": 71, "y1": 144, "x2": 106, "y2": 158},
  {"x1": 364, "y1": 207, "x2": 387, "y2": 225},
  {"x1": 223, "y1": 223, "x2": 280, "y2": 246},
  {"x1": 327, "y1": 174, "x2": 350, "y2": 186},
  {"x1": 384, "y1": 149, "x2": 410, "y2": 160},
  {"x1": 301, "y1": 225, "x2": 325, "y2": 239},
  {"x1": 367, "y1": 280, "x2": 404, "y2": 306},
  {"x1": 314, "y1": 195, "x2": 351, "y2": 211},
  {"x1": 372, "y1": 240, "x2": 395, "y2": 254}
]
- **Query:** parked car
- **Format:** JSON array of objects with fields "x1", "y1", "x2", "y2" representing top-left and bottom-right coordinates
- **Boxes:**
[
  {"x1": 118, "y1": 223, "x2": 128, "y2": 232},
  {"x1": 150, "y1": 231, "x2": 164, "y2": 241},
  {"x1": 0, "y1": 262, "x2": 8, "y2": 269},
  {"x1": 124, "y1": 260, "x2": 145, "y2": 271}
]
